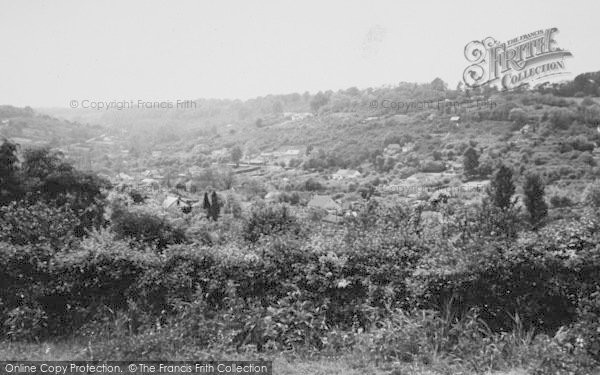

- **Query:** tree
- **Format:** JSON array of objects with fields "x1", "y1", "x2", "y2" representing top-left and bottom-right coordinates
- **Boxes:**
[
  {"x1": 210, "y1": 191, "x2": 221, "y2": 221},
  {"x1": 203, "y1": 192, "x2": 211, "y2": 219},
  {"x1": 463, "y1": 147, "x2": 480, "y2": 178},
  {"x1": 306, "y1": 144, "x2": 314, "y2": 156},
  {"x1": 272, "y1": 101, "x2": 283, "y2": 114},
  {"x1": 523, "y1": 173, "x2": 548, "y2": 229},
  {"x1": 508, "y1": 108, "x2": 528, "y2": 126},
  {"x1": 20, "y1": 147, "x2": 109, "y2": 236},
  {"x1": 431, "y1": 77, "x2": 447, "y2": 91},
  {"x1": 487, "y1": 164, "x2": 516, "y2": 209},
  {"x1": 310, "y1": 92, "x2": 329, "y2": 114},
  {"x1": 231, "y1": 146, "x2": 243, "y2": 167},
  {"x1": 0, "y1": 139, "x2": 22, "y2": 205}
]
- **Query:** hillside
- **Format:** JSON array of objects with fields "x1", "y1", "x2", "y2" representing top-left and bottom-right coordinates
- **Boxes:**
[{"x1": 4, "y1": 75, "x2": 600, "y2": 374}]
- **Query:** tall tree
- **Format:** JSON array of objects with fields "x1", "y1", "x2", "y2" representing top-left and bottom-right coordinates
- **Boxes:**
[
  {"x1": 203, "y1": 192, "x2": 211, "y2": 219},
  {"x1": 523, "y1": 173, "x2": 548, "y2": 229},
  {"x1": 231, "y1": 146, "x2": 243, "y2": 167},
  {"x1": 463, "y1": 147, "x2": 480, "y2": 178},
  {"x1": 487, "y1": 164, "x2": 516, "y2": 209},
  {"x1": 210, "y1": 191, "x2": 221, "y2": 221},
  {"x1": 0, "y1": 139, "x2": 22, "y2": 205}
]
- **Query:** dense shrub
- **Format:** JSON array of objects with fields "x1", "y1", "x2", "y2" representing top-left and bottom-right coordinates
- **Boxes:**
[
  {"x1": 110, "y1": 206, "x2": 187, "y2": 250},
  {"x1": 411, "y1": 212, "x2": 600, "y2": 333},
  {"x1": 420, "y1": 160, "x2": 446, "y2": 173},
  {"x1": 583, "y1": 180, "x2": 600, "y2": 207},
  {"x1": 243, "y1": 203, "x2": 302, "y2": 243},
  {"x1": 0, "y1": 200, "x2": 80, "y2": 249},
  {"x1": 546, "y1": 108, "x2": 576, "y2": 130},
  {"x1": 550, "y1": 194, "x2": 573, "y2": 208},
  {"x1": 568, "y1": 135, "x2": 595, "y2": 152}
]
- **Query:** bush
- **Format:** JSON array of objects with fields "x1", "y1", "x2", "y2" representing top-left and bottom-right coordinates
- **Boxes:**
[
  {"x1": 547, "y1": 108, "x2": 576, "y2": 130},
  {"x1": 583, "y1": 180, "x2": 600, "y2": 207},
  {"x1": 420, "y1": 160, "x2": 446, "y2": 173},
  {"x1": 243, "y1": 203, "x2": 302, "y2": 243},
  {"x1": 569, "y1": 135, "x2": 595, "y2": 152},
  {"x1": 571, "y1": 288, "x2": 600, "y2": 361},
  {"x1": 302, "y1": 178, "x2": 324, "y2": 192},
  {"x1": 579, "y1": 152, "x2": 596, "y2": 166},
  {"x1": 110, "y1": 206, "x2": 187, "y2": 250},
  {"x1": 550, "y1": 194, "x2": 573, "y2": 208},
  {"x1": 3, "y1": 305, "x2": 48, "y2": 341},
  {"x1": 0, "y1": 200, "x2": 80, "y2": 249}
]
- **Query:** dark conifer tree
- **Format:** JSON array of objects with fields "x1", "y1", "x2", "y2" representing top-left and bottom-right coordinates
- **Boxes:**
[
  {"x1": 487, "y1": 164, "x2": 516, "y2": 209},
  {"x1": 523, "y1": 173, "x2": 548, "y2": 229},
  {"x1": 203, "y1": 192, "x2": 211, "y2": 219},
  {"x1": 210, "y1": 191, "x2": 220, "y2": 221}
]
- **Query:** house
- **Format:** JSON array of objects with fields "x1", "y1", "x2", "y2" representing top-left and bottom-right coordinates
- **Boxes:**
[
  {"x1": 332, "y1": 169, "x2": 361, "y2": 180},
  {"x1": 265, "y1": 191, "x2": 281, "y2": 202},
  {"x1": 384, "y1": 144, "x2": 402, "y2": 155},
  {"x1": 247, "y1": 157, "x2": 266, "y2": 165},
  {"x1": 308, "y1": 195, "x2": 342, "y2": 214},
  {"x1": 402, "y1": 142, "x2": 416, "y2": 153},
  {"x1": 520, "y1": 124, "x2": 530, "y2": 135},
  {"x1": 141, "y1": 178, "x2": 160, "y2": 190},
  {"x1": 162, "y1": 195, "x2": 192, "y2": 212},
  {"x1": 141, "y1": 169, "x2": 162, "y2": 178},
  {"x1": 117, "y1": 172, "x2": 134, "y2": 181},
  {"x1": 450, "y1": 116, "x2": 460, "y2": 123},
  {"x1": 211, "y1": 148, "x2": 229, "y2": 159},
  {"x1": 284, "y1": 112, "x2": 313, "y2": 121},
  {"x1": 283, "y1": 149, "x2": 301, "y2": 156},
  {"x1": 162, "y1": 195, "x2": 180, "y2": 210}
]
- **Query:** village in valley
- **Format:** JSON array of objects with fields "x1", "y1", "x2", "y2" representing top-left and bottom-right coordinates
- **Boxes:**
[{"x1": 5, "y1": 83, "x2": 596, "y2": 235}]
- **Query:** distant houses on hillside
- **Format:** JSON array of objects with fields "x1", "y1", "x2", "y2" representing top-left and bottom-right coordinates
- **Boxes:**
[{"x1": 283, "y1": 112, "x2": 313, "y2": 121}]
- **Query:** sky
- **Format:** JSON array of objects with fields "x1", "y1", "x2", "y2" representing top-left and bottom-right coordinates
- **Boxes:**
[{"x1": 0, "y1": 0, "x2": 599, "y2": 107}]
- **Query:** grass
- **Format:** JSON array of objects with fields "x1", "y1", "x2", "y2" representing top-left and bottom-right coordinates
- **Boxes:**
[{"x1": 0, "y1": 340, "x2": 531, "y2": 375}]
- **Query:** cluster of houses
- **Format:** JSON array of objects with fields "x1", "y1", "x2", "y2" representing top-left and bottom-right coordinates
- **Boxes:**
[
  {"x1": 283, "y1": 112, "x2": 314, "y2": 121},
  {"x1": 241, "y1": 148, "x2": 302, "y2": 166}
]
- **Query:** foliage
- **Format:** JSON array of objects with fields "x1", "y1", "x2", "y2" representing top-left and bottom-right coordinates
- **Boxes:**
[
  {"x1": 110, "y1": 205, "x2": 187, "y2": 250},
  {"x1": 0, "y1": 199, "x2": 80, "y2": 249},
  {"x1": 487, "y1": 164, "x2": 516, "y2": 210},
  {"x1": 523, "y1": 173, "x2": 548, "y2": 229},
  {"x1": 0, "y1": 139, "x2": 22, "y2": 205},
  {"x1": 583, "y1": 180, "x2": 600, "y2": 208},
  {"x1": 209, "y1": 191, "x2": 221, "y2": 221},
  {"x1": 243, "y1": 203, "x2": 301, "y2": 242},
  {"x1": 462, "y1": 147, "x2": 479, "y2": 178},
  {"x1": 231, "y1": 146, "x2": 242, "y2": 166}
]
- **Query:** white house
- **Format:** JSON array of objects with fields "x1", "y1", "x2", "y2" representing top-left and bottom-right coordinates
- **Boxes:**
[
  {"x1": 332, "y1": 169, "x2": 361, "y2": 180},
  {"x1": 117, "y1": 172, "x2": 134, "y2": 181}
]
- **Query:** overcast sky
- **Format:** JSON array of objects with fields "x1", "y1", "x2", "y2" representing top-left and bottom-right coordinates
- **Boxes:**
[{"x1": 1, "y1": 0, "x2": 599, "y2": 107}]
